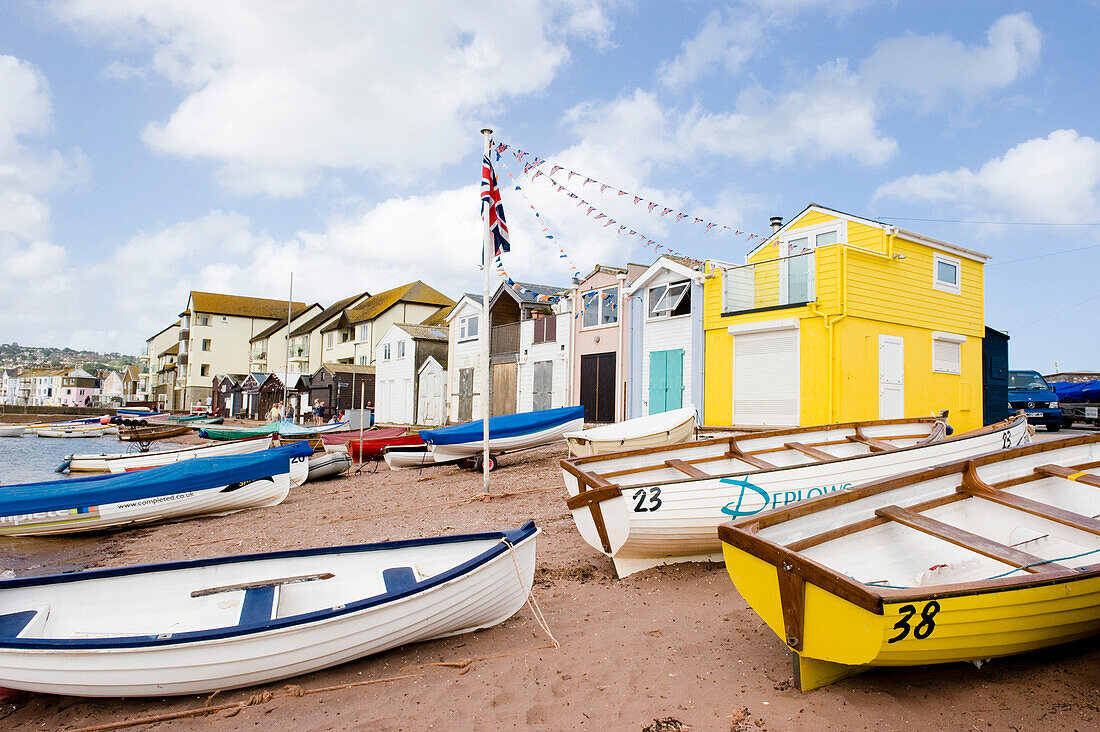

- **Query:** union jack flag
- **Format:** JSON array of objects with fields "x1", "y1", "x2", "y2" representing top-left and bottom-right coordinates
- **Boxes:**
[
  {"x1": 634, "y1": 196, "x2": 643, "y2": 205},
  {"x1": 481, "y1": 155, "x2": 510, "y2": 256},
  {"x1": 675, "y1": 212, "x2": 686, "y2": 222}
]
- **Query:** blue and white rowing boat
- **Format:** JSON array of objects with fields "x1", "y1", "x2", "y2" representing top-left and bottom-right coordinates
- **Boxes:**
[
  {"x1": 0, "y1": 522, "x2": 539, "y2": 696},
  {"x1": 0, "y1": 443, "x2": 312, "y2": 536},
  {"x1": 420, "y1": 406, "x2": 585, "y2": 463}
]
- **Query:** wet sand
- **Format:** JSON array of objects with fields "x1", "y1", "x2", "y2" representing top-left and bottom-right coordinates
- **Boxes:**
[{"x1": 1, "y1": 436, "x2": 1098, "y2": 731}]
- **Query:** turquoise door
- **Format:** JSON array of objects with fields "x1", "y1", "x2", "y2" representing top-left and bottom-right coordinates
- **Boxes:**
[{"x1": 648, "y1": 349, "x2": 684, "y2": 414}]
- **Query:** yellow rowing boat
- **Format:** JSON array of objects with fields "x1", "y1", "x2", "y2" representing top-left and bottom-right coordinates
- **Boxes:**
[{"x1": 719, "y1": 433, "x2": 1100, "y2": 690}]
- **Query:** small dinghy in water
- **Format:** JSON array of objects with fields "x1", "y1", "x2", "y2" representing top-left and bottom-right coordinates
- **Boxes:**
[{"x1": 0, "y1": 522, "x2": 539, "y2": 696}]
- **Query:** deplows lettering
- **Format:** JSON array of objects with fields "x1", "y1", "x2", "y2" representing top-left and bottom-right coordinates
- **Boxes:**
[{"x1": 719, "y1": 479, "x2": 853, "y2": 518}]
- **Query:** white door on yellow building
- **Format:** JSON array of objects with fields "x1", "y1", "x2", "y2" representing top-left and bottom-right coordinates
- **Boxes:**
[{"x1": 879, "y1": 335, "x2": 904, "y2": 418}]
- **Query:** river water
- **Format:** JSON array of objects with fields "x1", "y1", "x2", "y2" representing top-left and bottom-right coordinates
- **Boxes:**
[{"x1": 0, "y1": 431, "x2": 185, "y2": 577}]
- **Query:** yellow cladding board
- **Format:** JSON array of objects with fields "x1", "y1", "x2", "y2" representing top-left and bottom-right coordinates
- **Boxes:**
[
  {"x1": 831, "y1": 318, "x2": 983, "y2": 432},
  {"x1": 703, "y1": 206, "x2": 986, "y2": 430}
]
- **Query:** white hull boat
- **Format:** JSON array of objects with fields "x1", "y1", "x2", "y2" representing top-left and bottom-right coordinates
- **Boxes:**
[
  {"x1": 0, "y1": 522, "x2": 539, "y2": 696},
  {"x1": 565, "y1": 407, "x2": 696, "y2": 457},
  {"x1": 62, "y1": 437, "x2": 275, "y2": 473},
  {"x1": 37, "y1": 426, "x2": 112, "y2": 438},
  {"x1": 0, "y1": 444, "x2": 310, "y2": 537},
  {"x1": 422, "y1": 406, "x2": 584, "y2": 462},
  {"x1": 382, "y1": 445, "x2": 462, "y2": 470},
  {"x1": 306, "y1": 452, "x2": 352, "y2": 481},
  {"x1": 561, "y1": 414, "x2": 1031, "y2": 577},
  {"x1": 0, "y1": 425, "x2": 26, "y2": 437}
]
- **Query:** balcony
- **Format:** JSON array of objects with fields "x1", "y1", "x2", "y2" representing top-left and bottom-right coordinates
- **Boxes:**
[
  {"x1": 178, "y1": 353, "x2": 189, "y2": 365},
  {"x1": 720, "y1": 251, "x2": 815, "y2": 315},
  {"x1": 490, "y1": 322, "x2": 520, "y2": 357},
  {"x1": 178, "y1": 328, "x2": 189, "y2": 342}
]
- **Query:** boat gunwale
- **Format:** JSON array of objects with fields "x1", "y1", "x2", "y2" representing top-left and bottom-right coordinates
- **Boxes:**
[
  {"x1": 717, "y1": 432, "x2": 1100, "y2": 615},
  {"x1": 562, "y1": 415, "x2": 1023, "y2": 495},
  {"x1": 0, "y1": 521, "x2": 538, "y2": 650}
]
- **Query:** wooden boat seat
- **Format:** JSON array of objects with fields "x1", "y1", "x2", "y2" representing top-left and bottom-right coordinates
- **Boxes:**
[
  {"x1": 665, "y1": 459, "x2": 709, "y2": 479},
  {"x1": 0, "y1": 606, "x2": 49, "y2": 638},
  {"x1": 846, "y1": 434, "x2": 891, "y2": 453},
  {"x1": 1034, "y1": 464, "x2": 1100, "y2": 488},
  {"x1": 238, "y1": 586, "x2": 280, "y2": 626},
  {"x1": 382, "y1": 566, "x2": 419, "y2": 594},
  {"x1": 785, "y1": 442, "x2": 836, "y2": 462},
  {"x1": 727, "y1": 442, "x2": 776, "y2": 470},
  {"x1": 875, "y1": 505, "x2": 1066, "y2": 573}
]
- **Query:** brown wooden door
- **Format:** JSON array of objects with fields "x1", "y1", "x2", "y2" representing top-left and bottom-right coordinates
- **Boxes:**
[
  {"x1": 580, "y1": 352, "x2": 616, "y2": 423},
  {"x1": 458, "y1": 368, "x2": 474, "y2": 421},
  {"x1": 492, "y1": 361, "x2": 517, "y2": 416}
]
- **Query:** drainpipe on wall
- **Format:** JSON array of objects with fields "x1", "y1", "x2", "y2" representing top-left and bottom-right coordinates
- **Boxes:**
[{"x1": 617, "y1": 272, "x2": 627, "y2": 422}]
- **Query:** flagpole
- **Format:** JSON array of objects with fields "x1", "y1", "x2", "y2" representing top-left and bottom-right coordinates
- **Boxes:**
[
  {"x1": 480, "y1": 127, "x2": 493, "y2": 493},
  {"x1": 283, "y1": 272, "x2": 293, "y2": 420}
]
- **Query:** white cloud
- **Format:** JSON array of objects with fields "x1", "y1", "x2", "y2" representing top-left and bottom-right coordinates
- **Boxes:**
[
  {"x1": 689, "y1": 61, "x2": 896, "y2": 165},
  {"x1": 873, "y1": 129, "x2": 1100, "y2": 222},
  {"x1": 657, "y1": 9, "x2": 762, "y2": 87},
  {"x1": 52, "y1": 0, "x2": 615, "y2": 197},
  {"x1": 860, "y1": 12, "x2": 1042, "y2": 109}
]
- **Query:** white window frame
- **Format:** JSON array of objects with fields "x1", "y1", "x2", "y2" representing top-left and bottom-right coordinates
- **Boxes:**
[
  {"x1": 325, "y1": 332, "x2": 334, "y2": 349},
  {"x1": 458, "y1": 315, "x2": 479, "y2": 341},
  {"x1": 931, "y1": 331, "x2": 966, "y2": 375},
  {"x1": 775, "y1": 223, "x2": 841, "y2": 306},
  {"x1": 581, "y1": 286, "x2": 619, "y2": 329},
  {"x1": 383, "y1": 343, "x2": 391, "y2": 361},
  {"x1": 933, "y1": 253, "x2": 962, "y2": 295},
  {"x1": 647, "y1": 280, "x2": 690, "y2": 320},
  {"x1": 397, "y1": 341, "x2": 406, "y2": 358}
]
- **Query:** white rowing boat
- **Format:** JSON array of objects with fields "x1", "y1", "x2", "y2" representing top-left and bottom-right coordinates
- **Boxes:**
[
  {"x1": 62, "y1": 437, "x2": 274, "y2": 473},
  {"x1": 0, "y1": 522, "x2": 539, "y2": 696},
  {"x1": 0, "y1": 425, "x2": 26, "y2": 437},
  {"x1": 565, "y1": 407, "x2": 696, "y2": 457},
  {"x1": 0, "y1": 444, "x2": 310, "y2": 537},
  {"x1": 720, "y1": 433, "x2": 1100, "y2": 691},
  {"x1": 37, "y1": 425, "x2": 115, "y2": 438},
  {"x1": 382, "y1": 444, "x2": 464, "y2": 470},
  {"x1": 561, "y1": 414, "x2": 1031, "y2": 577}
]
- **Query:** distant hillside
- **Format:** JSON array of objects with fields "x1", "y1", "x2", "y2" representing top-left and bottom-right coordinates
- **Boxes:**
[{"x1": 0, "y1": 343, "x2": 139, "y2": 372}]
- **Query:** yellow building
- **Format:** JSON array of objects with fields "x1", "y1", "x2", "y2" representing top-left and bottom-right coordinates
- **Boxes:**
[{"x1": 703, "y1": 204, "x2": 989, "y2": 432}]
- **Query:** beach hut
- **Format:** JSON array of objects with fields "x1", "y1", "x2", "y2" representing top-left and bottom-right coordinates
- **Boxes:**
[
  {"x1": 212, "y1": 374, "x2": 247, "y2": 417},
  {"x1": 375, "y1": 323, "x2": 449, "y2": 425},
  {"x1": 625, "y1": 256, "x2": 705, "y2": 419},
  {"x1": 309, "y1": 364, "x2": 374, "y2": 416},
  {"x1": 417, "y1": 356, "x2": 447, "y2": 426}
]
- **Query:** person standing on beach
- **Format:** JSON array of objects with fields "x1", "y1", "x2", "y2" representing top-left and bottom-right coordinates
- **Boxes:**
[{"x1": 314, "y1": 401, "x2": 325, "y2": 425}]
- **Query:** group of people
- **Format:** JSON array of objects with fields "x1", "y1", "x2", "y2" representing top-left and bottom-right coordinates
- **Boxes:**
[{"x1": 266, "y1": 399, "x2": 342, "y2": 425}]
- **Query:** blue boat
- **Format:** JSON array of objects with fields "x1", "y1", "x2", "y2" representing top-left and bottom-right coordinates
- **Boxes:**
[
  {"x1": 0, "y1": 443, "x2": 312, "y2": 536},
  {"x1": 420, "y1": 406, "x2": 584, "y2": 462}
]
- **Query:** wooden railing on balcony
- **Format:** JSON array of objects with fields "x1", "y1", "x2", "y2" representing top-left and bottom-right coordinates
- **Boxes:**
[{"x1": 490, "y1": 322, "x2": 520, "y2": 356}]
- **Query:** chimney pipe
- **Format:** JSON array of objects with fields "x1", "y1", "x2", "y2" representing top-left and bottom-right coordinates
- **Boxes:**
[{"x1": 769, "y1": 216, "x2": 783, "y2": 234}]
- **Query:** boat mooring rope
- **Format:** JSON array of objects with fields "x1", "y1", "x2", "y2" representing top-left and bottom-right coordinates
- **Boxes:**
[{"x1": 504, "y1": 537, "x2": 559, "y2": 649}]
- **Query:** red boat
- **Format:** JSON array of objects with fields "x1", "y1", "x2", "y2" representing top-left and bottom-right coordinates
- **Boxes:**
[
  {"x1": 320, "y1": 427, "x2": 405, "y2": 445},
  {"x1": 347, "y1": 433, "x2": 424, "y2": 461}
]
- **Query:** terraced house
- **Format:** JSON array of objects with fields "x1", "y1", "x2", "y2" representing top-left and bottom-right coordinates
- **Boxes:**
[
  {"x1": 704, "y1": 204, "x2": 989, "y2": 432},
  {"x1": 176, "y1": 292, "x2": 307, "y2": 410}
]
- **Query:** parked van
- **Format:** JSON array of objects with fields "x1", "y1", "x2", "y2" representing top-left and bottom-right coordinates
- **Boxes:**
[{"x1": 1008, "y1": 370, "x2": 1063, "y2": 431}]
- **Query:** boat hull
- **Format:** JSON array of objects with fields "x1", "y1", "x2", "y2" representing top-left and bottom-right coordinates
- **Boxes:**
[
  {"x1": 565, "y1": 407, "x2": 696, "y2": 457},
  {"x1": 0, "y1": 524, "x2": 538, "y2": 696},
  {"x1": 430, "y1": 417, "x2": 584, "y2": 461},
  {"x1": 0, "y1": 426, "x2": 26, "y2": 437},
  {"x1": 722, "y1": 517, "x2": 1100, "y2": 691},
  {"x1": 0, "y1": 474, "x2": 290, "y2": 536},
  {"x1": 563, "y1": 417, "x2": 1029, "y2": 577},
  {"x1": 83, "y1": 437, "x2": 275, "y2": 474},
  {"x1": 306, "y1": 452, "x2": 352, "y2": 481}
]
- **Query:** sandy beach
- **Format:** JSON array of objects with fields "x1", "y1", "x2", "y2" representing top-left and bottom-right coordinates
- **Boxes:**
[{"x1": 1, "y1": 433, "x2": 1097, "y2": 731}]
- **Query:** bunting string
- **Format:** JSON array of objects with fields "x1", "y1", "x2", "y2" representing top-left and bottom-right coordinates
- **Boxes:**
[{"x1": 495, "y1": 141, "x2": 764, "y2": 244}]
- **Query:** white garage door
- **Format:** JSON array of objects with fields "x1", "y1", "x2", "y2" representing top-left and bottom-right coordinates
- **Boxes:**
[{"x1": 733, "y1": 328, "x2": 799, "y2": 426}]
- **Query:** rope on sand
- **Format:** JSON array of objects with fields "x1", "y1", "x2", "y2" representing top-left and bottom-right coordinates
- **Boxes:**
[
  {"x1": 504, "y1": 538, "x2": 559, "y2": 648},
  {"x1": 67, "y1": 673, "x2": 420, "y2": 732}
]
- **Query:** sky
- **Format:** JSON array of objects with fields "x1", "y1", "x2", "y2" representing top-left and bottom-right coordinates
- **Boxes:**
[{"x1": 0, "y1": 1, "x2": 1098, "y2": 371}]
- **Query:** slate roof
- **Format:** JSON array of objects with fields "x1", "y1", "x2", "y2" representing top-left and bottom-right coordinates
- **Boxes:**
[
  {"x1": 184, "y1": 291, "x2": 308, "y2": 320},
  {"x1": 290, "y1": 291, "x2": 372, "y2": 337},
  {"x1": 341, "y1": 281, "x2": 455, "y2": 328},
  {"x1": 250, "y1": 303, "x2": 322, "y2": 343},
  {"x1": 395, "y1": 323, "x2": 449, "y2": 341}
]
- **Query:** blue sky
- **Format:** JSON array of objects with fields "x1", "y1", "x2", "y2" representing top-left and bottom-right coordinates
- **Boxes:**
[{"x1": 0, "y1": 1, "x2": 1097, "y2": 372}]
